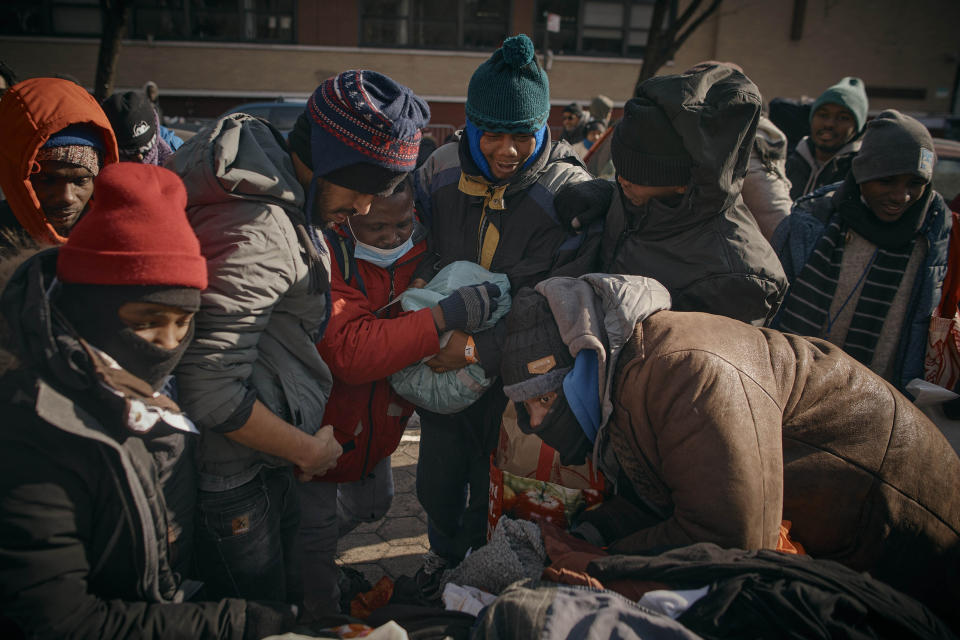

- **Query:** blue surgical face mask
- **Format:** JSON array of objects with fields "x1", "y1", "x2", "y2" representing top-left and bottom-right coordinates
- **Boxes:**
[{"x1": 348, "y1": 220, "x2": 414, "y2": 268}]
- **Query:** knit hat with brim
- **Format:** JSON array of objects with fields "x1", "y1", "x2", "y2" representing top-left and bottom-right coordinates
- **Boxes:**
[
  {"x1": 501, "y1": 288, "x2": 574, "y2": 402},
  {"x1": 466, "y1": 34, "x2": 550, "y2": 135},
  {"x1": 57, "y1": 162, "x2": 207, "y2": 289},
  {"x1": 612, "y1": 97, "x2": 692, "y2": 186},
  {"x1": 852, "y1": 110, "x2": 935, "y2": 185},
  {"x1": 810, "y1": 76, "x2": 869, "y2": 134},
  {"x1": 306, "y1": 70, "x2": 430, "y2": 195}
]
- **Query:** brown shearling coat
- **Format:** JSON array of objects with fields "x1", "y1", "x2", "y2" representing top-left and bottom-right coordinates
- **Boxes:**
[{"x1": 608, "y1": 309, "x2": 960, "y2": 621}]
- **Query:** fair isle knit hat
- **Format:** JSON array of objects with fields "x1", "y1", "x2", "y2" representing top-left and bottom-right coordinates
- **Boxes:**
[
  {"x1": 36, "y1": 123, "x2": 106, "y2": 177},
  {"x1": 810, "y1": 77, "x2": 869, "y2": 134},
  {"x1": 852, "y1": 110, "x2": 935, "y2": 185},
  {"x1": 465, "y1": 34, "x2": 550, "y2": 135},
  {"x1": 501, "y1": 288, "x2": 574, "y2": 402},
  {"x1": 306, "y1": 70, "x2": 430, "y2": 195}
]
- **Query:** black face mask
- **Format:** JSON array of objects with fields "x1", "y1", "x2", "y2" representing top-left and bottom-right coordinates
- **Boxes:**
[
  {"x1": 516, "y1": 388, "x2": 592, "y2": 466},
  {"x1": 55, "y1": 284, "x2": 198, "y2": 391}
]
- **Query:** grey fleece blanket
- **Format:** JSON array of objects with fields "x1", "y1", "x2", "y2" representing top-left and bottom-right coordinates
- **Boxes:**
[{"x1": 442, "y1": 517, "x2": 546, "y2": 595}]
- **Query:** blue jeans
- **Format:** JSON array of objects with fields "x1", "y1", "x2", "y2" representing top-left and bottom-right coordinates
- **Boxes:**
[
  {"x1": 194, "y1": 466, "x2": 302, "y2": 603},
  {"x1": 416, "y1": 383, "x2": 505, "y2": 564}
]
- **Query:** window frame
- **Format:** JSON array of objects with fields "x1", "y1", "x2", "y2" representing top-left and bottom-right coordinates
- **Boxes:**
[{"x1": 358, "y1": 0, "x2": 513, "y2": 51}]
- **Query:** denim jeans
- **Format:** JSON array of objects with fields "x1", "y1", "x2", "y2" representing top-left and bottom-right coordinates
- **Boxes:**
[
  {"x1": 194, "y1": 465, "x2": 302, "y2": 603},
  {"x1": 416, "y1": 383, "x2": 505, "y2": 564},
  {"x1": 297, "y1": 457, "x2": 394, "y2": 618}
]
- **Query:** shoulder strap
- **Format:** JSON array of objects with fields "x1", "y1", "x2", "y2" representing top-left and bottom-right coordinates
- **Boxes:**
[{"x1": 325, "y1": 230, "x2": 367, "y2": 297}]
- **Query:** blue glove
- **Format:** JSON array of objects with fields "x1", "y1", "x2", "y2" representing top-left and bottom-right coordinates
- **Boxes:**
[{"x1": 438, "y1": 281, "x2": 500, "y2": 333}]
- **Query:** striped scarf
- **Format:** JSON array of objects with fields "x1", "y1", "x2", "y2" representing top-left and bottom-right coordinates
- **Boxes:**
[{"x1": 778, "y1": 219, "x2": 914, "y2": 367}]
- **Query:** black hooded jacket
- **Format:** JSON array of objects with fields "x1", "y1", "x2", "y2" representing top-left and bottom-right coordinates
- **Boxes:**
[
  {"x1": 0, "y1": 249, "x2": 247, "y2": 639},
  {"x1": 565, "y1": 65, "x2": 788, "y2": 326}
]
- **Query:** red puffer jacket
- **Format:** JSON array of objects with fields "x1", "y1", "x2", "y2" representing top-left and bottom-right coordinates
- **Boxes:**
[{"x1": 315, "y1": 226, "x2": 439, "y2": 483}]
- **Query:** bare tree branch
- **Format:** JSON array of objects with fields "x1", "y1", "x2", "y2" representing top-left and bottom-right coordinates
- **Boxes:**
[
  {"x1": 671, "y1": 0, "x2": 723, "y2": 54},
  {"x1": 635, "y1": 0, "x2": 724, "y2": 92},
  {"x1": 94, "y1": 0, "x2": 132, "y2": 101}
]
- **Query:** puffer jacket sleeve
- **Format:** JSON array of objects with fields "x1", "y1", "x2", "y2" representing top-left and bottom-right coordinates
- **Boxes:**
[
  {"x1": 317, "y1": 247, "x2": 439, "y2": 385},
  {"x1": 673, "y1": 273, "x2": 784, "y2": 327},
  {"x1": 742, "y1": 158, "x2": 792, "y2": 243},
  {"x1": 608, "y1": 345, "x2": 784, "y2": 554},
  {"x1": 0, "y1": 424, "x2": 246, "y2": 639},
  {"x1": 175, "y1": 200, "x2": 298, "y2": 432}
]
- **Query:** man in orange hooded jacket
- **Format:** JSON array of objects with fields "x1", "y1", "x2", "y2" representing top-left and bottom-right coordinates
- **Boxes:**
[{"x1": 0, "y1": 77, "x2": 118, "y2": 249}]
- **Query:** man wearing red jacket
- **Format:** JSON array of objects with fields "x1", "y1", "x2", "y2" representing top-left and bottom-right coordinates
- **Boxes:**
[{"x1": 302, "y1": 177, "x2": 499, "y2": 617}]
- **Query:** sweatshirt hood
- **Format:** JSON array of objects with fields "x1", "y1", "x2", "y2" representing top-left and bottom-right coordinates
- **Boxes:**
[
  {"x1": 0, "y1": 78, "x2": 119, "y2": 245},
  {"x1": 635, "y1": 63, "x2": 761, "y2": 218},
  {"x1": 533, "y1": 274, "x2": 671, "y2": 464},
  {"x1": 164, "y1": 113, "x2": 305, "y2": 221}
]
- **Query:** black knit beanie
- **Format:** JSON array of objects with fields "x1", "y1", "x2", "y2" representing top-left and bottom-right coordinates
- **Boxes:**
[
  {"x1": 287, "y1": 111, "x2": 313, "y2": 169},
  {"x1": 501, "y1": 289, "x2": 574, "y2": 402},
  {"x1": 612, "y1": 97, "x2": 692, "y2": 186}
]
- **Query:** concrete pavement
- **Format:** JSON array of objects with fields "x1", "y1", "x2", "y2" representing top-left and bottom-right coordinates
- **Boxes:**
[{"x1": 336, "y1": 423, "x2": 430, "y2": 585}]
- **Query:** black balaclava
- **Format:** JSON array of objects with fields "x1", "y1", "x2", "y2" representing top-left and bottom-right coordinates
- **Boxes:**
[
  {"x1": 55, "y1": 283, "x2": 200, "y2": 390},
  {"x1": 515, "y1": 386, "x2": 592, "y2": 466}
]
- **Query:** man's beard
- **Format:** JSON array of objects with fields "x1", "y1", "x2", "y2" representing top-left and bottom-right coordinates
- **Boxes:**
[{"x1": 311, "y1": 181, "x2": 357, "y2": 228}]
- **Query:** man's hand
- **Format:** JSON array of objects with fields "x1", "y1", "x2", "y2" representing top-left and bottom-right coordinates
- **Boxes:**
[
  {"x1": 295, "y1": 425, "x2": 343, "y2": 482},
  {"x1": 425, "y1": 330, "x2": 472, "y2": 373},
  {"x1": 409, "y1": 278, "x2": 428, "y2": 289},
  {"x1": 554, "y1": 178, "x2": 616, "y2": 231}
]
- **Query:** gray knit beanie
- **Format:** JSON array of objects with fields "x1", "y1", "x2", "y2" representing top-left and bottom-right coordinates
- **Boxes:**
[
  {"x1": 852, "y1": 110, "x2": 935, "y2": 184},
  {"x1": 611, "y1": 97, "x2": 692, "y2": 187},
  {"x1": 589, "y1": 95, "x2": 613, "y2": 123},
  {"x1": 810, "y1": 77, "x2": 869, "y2": 133},
  {"x1": 501, "y1": 289, "x2": 574, "y2": 402}
]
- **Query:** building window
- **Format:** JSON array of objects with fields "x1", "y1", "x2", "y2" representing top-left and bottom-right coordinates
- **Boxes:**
[
  {"x1": 360, "y1": 0, "x2": 511, "y2": 50},
  {"x1": 133, "y1": 0, "x2": 295, "y2": 42},
  {"x1": 535, "y1": 0, "x2": 672, "y2": 58},
  {"x1": 1, "y1": 0, "x2": 101, "y2": 37},
  {"x1": 0, "y1": 0, "x2": 295, "y2": 43}
]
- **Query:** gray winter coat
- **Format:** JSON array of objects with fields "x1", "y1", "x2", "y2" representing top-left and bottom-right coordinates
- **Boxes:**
[{"x1": 167, "y1": 114, "x2": 333, "y2": 490}]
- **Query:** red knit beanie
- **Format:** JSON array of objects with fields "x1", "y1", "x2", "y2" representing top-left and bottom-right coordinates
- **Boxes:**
[{"x1": 56, "y1": 163, "x2": 207, "y2": 289}]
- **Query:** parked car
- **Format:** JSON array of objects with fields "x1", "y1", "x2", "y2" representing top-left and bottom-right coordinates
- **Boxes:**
[{"x1": 218, "y1": 100, "x2": 307, "y2": 137}]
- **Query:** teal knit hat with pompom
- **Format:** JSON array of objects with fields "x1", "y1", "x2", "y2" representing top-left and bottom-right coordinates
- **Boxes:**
[{"x1": 466, "y1": 34, "x2": 550, "y2": 134}]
